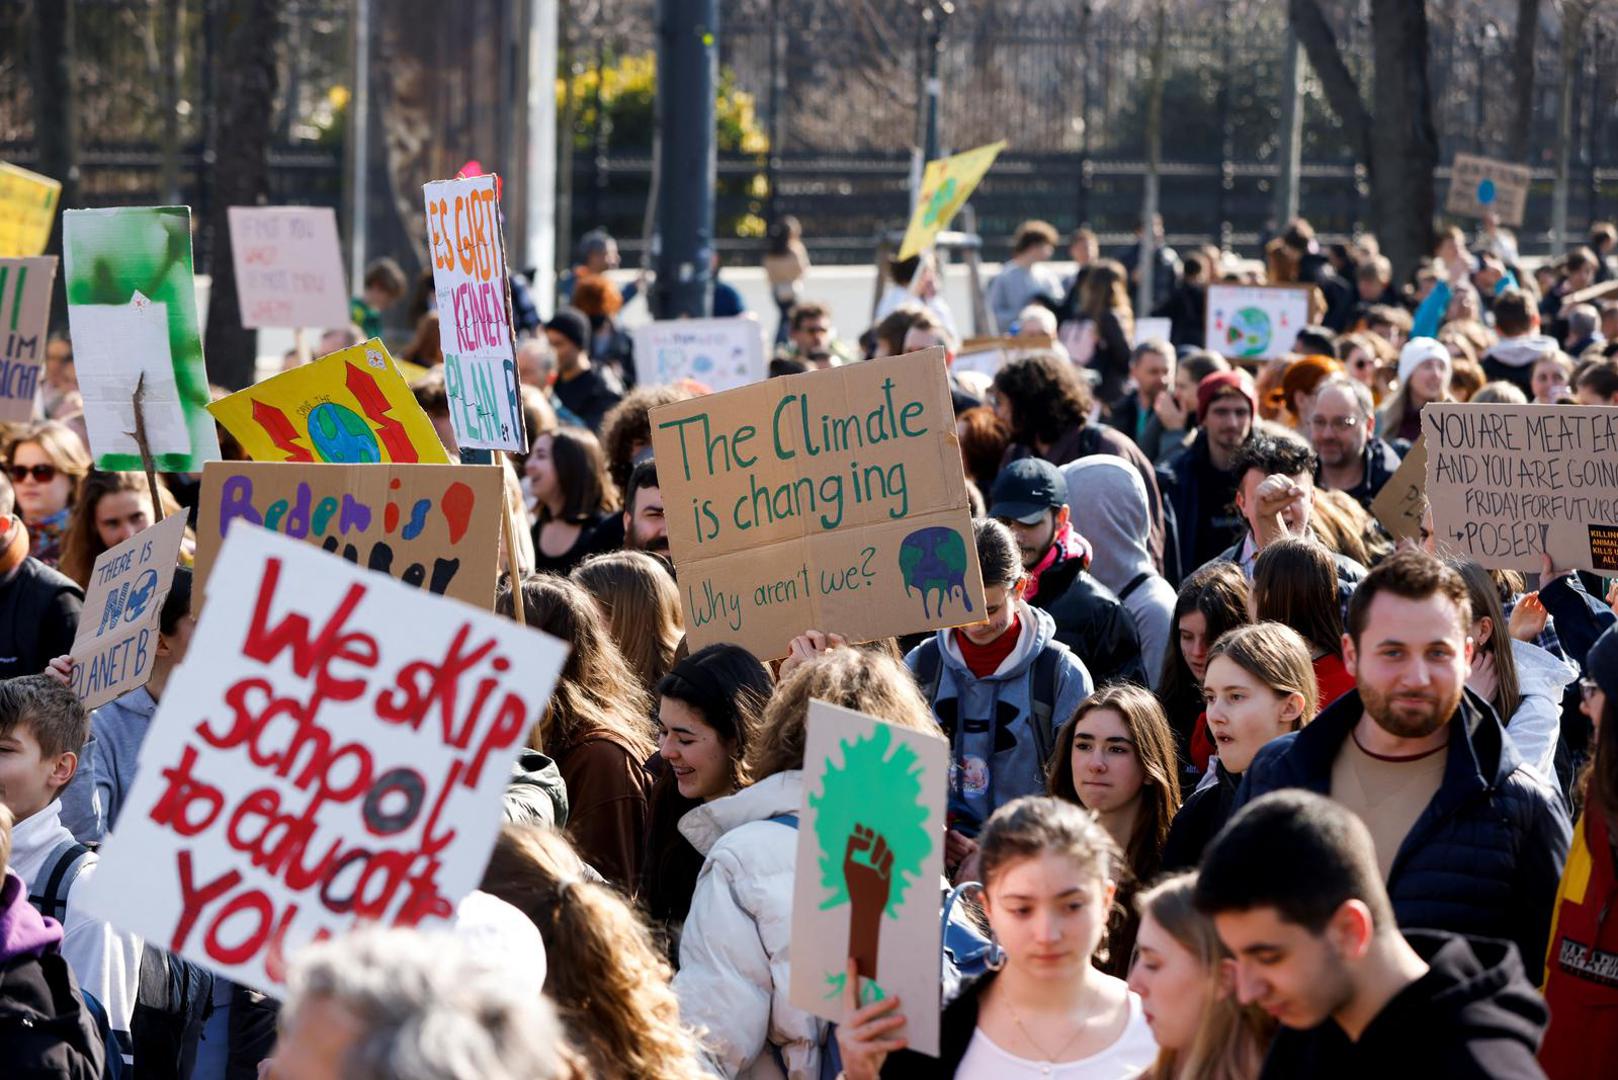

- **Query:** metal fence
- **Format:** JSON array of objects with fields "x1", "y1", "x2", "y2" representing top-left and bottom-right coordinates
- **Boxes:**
[{"x1": 4, "y1": 0, "x2": 1616, "y2": 273}]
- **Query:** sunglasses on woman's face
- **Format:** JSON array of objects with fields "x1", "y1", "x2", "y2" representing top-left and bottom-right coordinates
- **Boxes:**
[{"x1": 8, "y1": 464, "x2": 58, "y2": 484}]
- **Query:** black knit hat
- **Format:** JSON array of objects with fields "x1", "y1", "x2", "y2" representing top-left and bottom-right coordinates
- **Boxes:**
[{"x1": 544, "y1": 307, "x2": 591, "y2": 352}]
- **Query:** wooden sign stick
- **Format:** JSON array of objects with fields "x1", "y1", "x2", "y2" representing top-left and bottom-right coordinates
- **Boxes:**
[
  {"x1": 128, "y1": 373, "x2": 166, "y2": 523},
  {"x1": 501, "y1": 495, "x2": 526, "y2": 625},
  {"x1": 293, "y1": 326, "x2": 312, "y2": 366}
]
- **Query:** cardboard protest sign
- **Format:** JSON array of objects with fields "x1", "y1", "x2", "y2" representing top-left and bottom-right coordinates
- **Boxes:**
[
  {"x1": 1369, "y1": 438, "x2": 1428, "y2": 543},
  {"x1": 1445, "y1": 153, "x2": 1532, "y2": 228},
  {"x1": 0, "y1": 256, "x2": 56, "y2": 422},
  {"x1": 207, "y1": 339, "x2": 452, "y2": 464},
  {"x1": 631, "y1": 316, "x2": 765, "y2": 391},
  {"x1": 649, "y1": 348, "x2": 985, "y2": 659},
  {"x1": 1206, "y1": 284, "x2": 1311, "y2": 362},
  {"x1": 422, "y1": 174, "x2": 526, "y2": 453},
  {"x1": 0, "y1": 162, "x2": 62, "y2": 257},
  {"x1": 952, "y1": 334, "x2": 1053, "y2": 380},
  {"x1": 1423, "y1": 403, "x2": 1618, "y2": 572},
  {"x1": 68, "y1": 514, "x2": 189, "y2": 710},
  {"x1": 193, "y1": 461, "x2": 503, "y2": 610},
  {"x1": 227, "y1": 206, "x2": 349, "y2": 330},
  {"x1": 898, "y1": 141, "x2": 1006, "y2": 261},
  {"x1": 63, "y1": 206, "x2": 221, "y2": 472},
  {"x1": 789, "y1": 699, "x2": 948, "y2": 1057},
  {"x1": 77, "y1": 525, "x2": 566, "y2": 993}
]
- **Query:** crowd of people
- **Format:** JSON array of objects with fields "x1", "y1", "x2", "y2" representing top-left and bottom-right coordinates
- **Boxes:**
[{"x1": 3, "y1": 209, "x2": 1616, "y2": 1080}]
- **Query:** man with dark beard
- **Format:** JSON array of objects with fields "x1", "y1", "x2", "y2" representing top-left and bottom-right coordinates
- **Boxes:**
[
  {"x1": 1232, "y1": 549, "x2": 1570, "y2": 983},
  {"x1": 622, "y1": 459, "x2": 670, "y2": 559}
]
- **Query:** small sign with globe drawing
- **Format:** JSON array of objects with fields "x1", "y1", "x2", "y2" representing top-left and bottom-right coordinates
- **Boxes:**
[
  {"x1": 631, "y1": 315, "x2": 766, "y2": 391},
  {"x1": 1446, "y1": 153, "x2": 1532, "y2": 228},
  {"x1": 789, "y1": 699, "x2": 949, "y2": 1057},
  {"x1": 1205, "y1": 284, "x2": 1313, "y2": 362},
  {"x1": 68, "y1": 513, "x2": 190, "y2": 709}
]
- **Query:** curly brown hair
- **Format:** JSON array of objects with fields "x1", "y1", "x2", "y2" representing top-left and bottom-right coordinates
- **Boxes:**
[
  {"x1": 991, "y1": 353, "x2": 1094, "y2": 448},
  {"x1": 600, "y1": 386, "x2": 693, "y2": 492}
]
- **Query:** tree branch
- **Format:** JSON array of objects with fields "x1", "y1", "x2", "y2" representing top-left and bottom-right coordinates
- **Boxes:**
[{"x1": 1288, "y1": 0, "x2": 1372, "y2": 164}]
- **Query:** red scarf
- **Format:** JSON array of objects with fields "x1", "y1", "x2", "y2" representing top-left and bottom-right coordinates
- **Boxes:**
[
  {"x1": 1024, "y1": 523, "x2": 1092, "y2": 602},
  {"x1": 954, "y1": 612, "x2": 1022, "y2": 678}
]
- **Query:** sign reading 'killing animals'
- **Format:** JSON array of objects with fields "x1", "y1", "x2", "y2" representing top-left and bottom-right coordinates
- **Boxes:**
[
  {"x1": 648, "y1": 348, "x2": 985, "y2": 659},
  {"x1": 69, "y1": 513, "x2": 190, "y2": 710},
  {"x1": 1424, "y1": 403, "x2": 1618, "y2": 572},
  {"x1": 0, "y1": 256, "x2": 56, "y2": 422},
  {"x1": 227, "y1": 206, "x2": 350, "y2": 330},
  {"x1": 193, "y1": 461, "x2": 504, "y2": 610},
  {"x1": 78, "y1": 526, "x2": 567, "y2": 992},
  {"x1": 422, "y1": 173, "x2": 526, "y2": 454}
]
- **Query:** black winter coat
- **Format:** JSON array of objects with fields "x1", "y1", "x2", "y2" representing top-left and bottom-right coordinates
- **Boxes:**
[
  {"x1": 0, "y1": 558, "x2": 81, "y2": 681},
  {"x1": 1161, "y1": 760, "x2": 1241, "y2": 871},
  {"x1": 1234, "y1": 689, "x2": 1572, "y2": 984},
  {"x1": 1027, "y1": 554, "x2": 1147, "y2": 689},
  {"x1": 0, "y1": 948, "x2": 106, "y2": 1079}
]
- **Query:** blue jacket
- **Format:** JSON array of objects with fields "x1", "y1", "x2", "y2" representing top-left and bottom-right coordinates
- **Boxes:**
[
  {"x1": 907, "y1": 603, "x2": 1092, "y2": 834},
  {"x1": 1234, "y1": 688, "x2": 1571, "y2": 984}
]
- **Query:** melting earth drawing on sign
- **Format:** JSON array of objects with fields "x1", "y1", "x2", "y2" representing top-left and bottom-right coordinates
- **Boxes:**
[
  {"x1": 1222, "y1": 306, "x2": 1273, "y2": 358},
  {"x1": 810, "y1": 722, "x2": 932, "y2": 998},
  {"x1": 899, "y1": 526, "x2": 973, "y2": 619}
]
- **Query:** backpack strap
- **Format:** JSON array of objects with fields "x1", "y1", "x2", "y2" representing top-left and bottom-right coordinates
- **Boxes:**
[
  {"x1": 1028, "y1": 648, "x2": 1062, "y2": 769},
  {"x1": 28, "y1": 838, "x2": 95, "y2": 926},
  {"x1": 1117, "y1": 571, "x2": 1151, "y2": 603},
  {"x1": 911, "y1": 637, "x2": 943, "y2": 710}
]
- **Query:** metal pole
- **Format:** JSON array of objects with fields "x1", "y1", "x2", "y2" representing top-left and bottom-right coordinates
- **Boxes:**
[
  {"x1": 652, "y1": 0, "x2": 718, "y2": 319},
  {"x1": 923, "y1": 14, "x2": 944, "y2": 164},
  {"x1": 347, "y1": 0, "x2": 370, "y2": 293},
  {"x1": 524, "y1": 0, "x2": 560, "y2": 315},
  {"x1": 1274, "y1": 25, "x2": 1303, "y2": 230}
]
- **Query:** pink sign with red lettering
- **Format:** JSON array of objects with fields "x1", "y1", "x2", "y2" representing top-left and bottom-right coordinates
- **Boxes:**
[
  {"x1": 227, "y1": 207, "x2": 349, "y2": 330},
  {"x1": 78, "y1": 525, "x2": 565, "y2": 993}
]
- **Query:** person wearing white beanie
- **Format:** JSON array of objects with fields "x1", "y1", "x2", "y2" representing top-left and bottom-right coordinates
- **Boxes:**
[{"x1": 1377, "y1": 337, "x2": 1453, "y2": 445}]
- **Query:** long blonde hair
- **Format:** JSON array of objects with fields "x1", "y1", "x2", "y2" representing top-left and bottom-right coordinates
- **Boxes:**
[
  {"x1": 1137, "y1": 873, "x2": 1275, "y2": 1080},
  {"x1": 571, "y1": 551, "x2": 683, "y2": 696},
  {"x1": 480, "y1": 826, "x2": 709, "y2": 1080}
]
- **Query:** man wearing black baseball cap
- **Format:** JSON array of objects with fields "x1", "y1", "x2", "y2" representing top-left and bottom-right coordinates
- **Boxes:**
[
  {"x1": 989, "y1": 458, "x2": 1145, "y2": 686},
  {"x1": 544, "y1": 306, "x2": 623, "y2": 432}
]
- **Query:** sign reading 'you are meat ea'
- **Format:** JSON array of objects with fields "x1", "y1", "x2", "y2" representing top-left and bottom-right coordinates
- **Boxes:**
[
  {"x1": 649, "y1": 348, "x2": 985, "y2": 659},
  {"x1": 422, "y1": 174, "x2": 526, "y2": 454},
  {"x1": 78, "y1": 526, "x2": 567, "y2": 994}
]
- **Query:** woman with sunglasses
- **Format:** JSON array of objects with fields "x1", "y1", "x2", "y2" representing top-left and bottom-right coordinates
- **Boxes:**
[{"x1": 5, "y1": 422, "x2": 91, "y2": 568}]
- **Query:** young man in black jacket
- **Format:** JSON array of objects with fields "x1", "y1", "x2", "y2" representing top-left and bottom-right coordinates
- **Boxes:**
[
  {"x1": 1197, "y1": 789, "x2": 1549, "y2": 1080},
  {"x1": 1232, "y1": 550, "x2": 1571, "y2": 984},
  {"x1": 987, "y1": 457, "x2": 1146, "y2": 687}
]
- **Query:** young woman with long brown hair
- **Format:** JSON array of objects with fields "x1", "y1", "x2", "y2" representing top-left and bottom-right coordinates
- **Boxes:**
[
  {"x1": 1048, "y1": 684, "x2": 1183, "y2": 976},
  {"x1": 1076, "y1": 258, "x2": 1135, "y2": 403},
  {"x1": 58, "y1": 470, "x2": 184, "y2": 590},
  {"x1": 838, "y1": 796, "x2": 1157, "y2": 1077},
  {"x1": 1251, "y1": 538, "x2": 1356, "y2": 709},
  {"x1": 526, "y1": 426, "x2": 622, "y2": 575},
  {"x1": 1156, "y1": 562, "x2": 1251, "y2": 786},
  {"x1": 480, "y1": 825, "x2": 710, "y2": 1080},
  {"x1": 497, "y1": 573, "x2": 655, "y2": 892},
  {"x1": 1127, "y1": 872, "x2": 1275, "y2": 1080},
  {"x1": 1162, "y1": 623, "x2": 1317, "y2": 871},
  {"x1": 571, "y1": 550, "x2": 683, "y2": 699}
]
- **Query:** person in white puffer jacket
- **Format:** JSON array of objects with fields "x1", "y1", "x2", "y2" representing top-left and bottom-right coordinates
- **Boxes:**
[{"x1": 673, "y1": 646, "x2": 945, "y2": 1079}]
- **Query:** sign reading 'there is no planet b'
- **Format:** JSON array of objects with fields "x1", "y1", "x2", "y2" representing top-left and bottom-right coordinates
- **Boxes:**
[{"x1": 649, "y1": 348, "x2": 986, "y2": 659}]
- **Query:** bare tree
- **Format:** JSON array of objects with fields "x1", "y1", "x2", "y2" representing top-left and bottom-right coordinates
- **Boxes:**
[
  {"x1": 1509, "y1": 0, "x2": 1542, "y2": 161},
  {"x1": 1289, "y1": 0, "x2": 1438, "y2": 279},
  {"x1": 203, "y1": 0, "x2": 284, "y2": 391}
]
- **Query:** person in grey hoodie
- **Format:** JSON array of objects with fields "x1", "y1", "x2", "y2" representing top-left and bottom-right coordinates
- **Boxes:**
[
  {"x1": 906, "y1": 520, "x2": 1092, "y2": 866},
  {"x1": 1062, "y1": 456, "x2": 1176, "y2": 686},
  {"x1": 1480, "y1": 287, "x2": 1560, "y2": 398}
]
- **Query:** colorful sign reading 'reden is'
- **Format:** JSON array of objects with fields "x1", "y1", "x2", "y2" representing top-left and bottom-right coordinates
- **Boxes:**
[
  {"x1": 193, "y1": 461, "x2": 504, "y2": 609},
  {"x1": 648, "y1": 348, "x2": 985, "y2": 659}
]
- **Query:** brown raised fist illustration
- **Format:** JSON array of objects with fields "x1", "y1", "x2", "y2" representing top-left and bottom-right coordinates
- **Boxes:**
[{"x1": 844, "y1": 824, "x2": 895, "y2": 980}]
